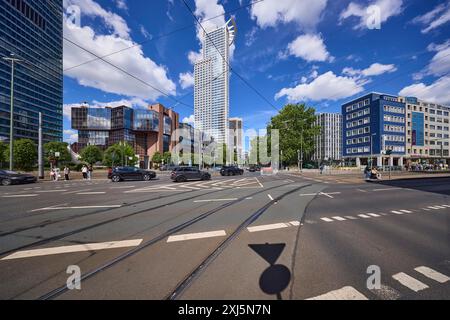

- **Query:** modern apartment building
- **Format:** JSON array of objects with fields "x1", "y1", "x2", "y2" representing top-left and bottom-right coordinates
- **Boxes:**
[
  {"x1": 71, "y1": 104, "x2": 179, "y2": 169},
  {"x1": 0, "y1": 0, "x2": 63, "y2": 143},
  {"x1": 313, "y1": 113, "x2": 342, "y2": 164},
  {"x1": 342, "y1": 93, "x2": 407, "y2": 167},
  {"x1": 229, "y1": 117, "x2": 243, "y2": 163},
  {"x1": 402, "y1": 96, "x2": 450, "y2": 163},
  {"x1": 194, "y1": 18, "x2": 236, "y2": 144}
]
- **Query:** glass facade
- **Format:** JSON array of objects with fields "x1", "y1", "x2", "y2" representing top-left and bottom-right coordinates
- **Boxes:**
[
  {"x1": 0, "y1": 0, "x2": 63, "y2": 143},
  {"x1": 134, "y1": 109, "x2": 159, "y2": 132}
]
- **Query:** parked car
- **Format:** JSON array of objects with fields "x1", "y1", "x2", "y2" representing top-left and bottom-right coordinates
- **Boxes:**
[
  {"x1": 109, "y1": 167, "x2": 156, "y2": 182},
  {"x1": 220, "y1": 166, "x2": 244, "y2": 176},
  {"x1": 248, "y1": 165, "x2": 261, "y2": 172},
  {"x1": 171, "y1": 167, "x2": 211, "y2": 182},
  {"x1": 0, "y1": 170, "x2": 37, "y2": 186}
]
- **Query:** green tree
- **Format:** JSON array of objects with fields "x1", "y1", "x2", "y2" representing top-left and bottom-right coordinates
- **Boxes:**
[
  {"x1": 44, "y1": 141, "x2": 71, "y2": 165},
  {"x1": 79, "y1": 145, "x2": 103, "y2": 165},
  {"x1": 0, "y1": 141, "x2": 7, "y2": 168},
  {"x1": 103, "y1": 143, "x2": 138, "y2": 167},
  {"x1": 152, "y1": 151, "x2": 162, "y2": 165},
  {"x1": 4, "y1": 139, "x2": 37, "y2": 171},
  {"x1": 162, "y1": 151, "x2": 172, "y2": 165},
  {"x1": 267, "y1": 103, "x2": 320, "y2": 166}
]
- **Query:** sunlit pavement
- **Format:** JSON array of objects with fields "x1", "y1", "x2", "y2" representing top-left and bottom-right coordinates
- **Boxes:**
[{"x1": 0, "y1": 172, "x2": 448, "y2": 300}]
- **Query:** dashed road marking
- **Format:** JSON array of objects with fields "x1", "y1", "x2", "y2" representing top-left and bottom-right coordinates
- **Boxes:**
[
  {"x1": 358, "y1": 214, "x2": 371, "y2": 219},
  {"x1": 31, "y1": 205, "x2": 122, "y2": 212},
  {"x1": 391, "y1": 210, "x2": 404, "y2": 215},
  {"x1": 167, "y1": 230, "x2": 226, "y2": 243},
  {"x1": 392, "y1": 272, "x2": 429, "y2": 292},
  {"x1": 321, "y1": 218, "x2": 334, "y2": 222},
  {"x1": 307, "y1": 286, "x2": 368, "y2": 300},
  {"x1": 193, "y1": 198, "x2": 238, "y2": 203},
  {"x1": 400, "y1": 210, "x2": 412, "y2": 214},
  {"x1": 367, "y1": 213, "x2": 381, "y2": 217},
  {"x1": 414, "y1": 266, "x2": 450, "y2": 283},
  {"x1": 2, "y1": 194, "x2": 39, "y2": 198},
  {"x1": 332, "y1": 216, "x2": 346, "y2": 221}
]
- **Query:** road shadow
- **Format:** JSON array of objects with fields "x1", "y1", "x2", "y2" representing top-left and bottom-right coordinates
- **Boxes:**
[
  {"x1": 249, "y1": 243, "x2": 291, "y2": 300},
  {"x1": 368, "y1": 176, "x2": 450, "y2": 196}
]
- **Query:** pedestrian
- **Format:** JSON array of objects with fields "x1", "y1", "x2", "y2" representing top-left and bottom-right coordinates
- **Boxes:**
[
  {"x1": 82, "y1": 165, "x2": 88, "y2": 180},
  {"x1": 364, "y1": 166, "x2": 370, "y2": 180},
  {"x1": 320, "y1": 164, "x2": 324, "y2": 175},
  {"x1": 64, "y1": 166, "x2": 70, "y2": 181},
  {"x1": 50, "y1": 168, "x2": 55, "y2": 181},
  {"x1": 88, "y1": 165, "x2": 93, "y2": 181}
]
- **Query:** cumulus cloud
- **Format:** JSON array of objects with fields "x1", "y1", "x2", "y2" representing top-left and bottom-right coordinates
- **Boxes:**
[
  {"x1": 188, "y1": 50, "x2": 203, "y2": 65},
  {"x1": 343, "y1": 63, "x2": 397, "y2": 77},
  {"x1": 63, "y1": 129, "x2": 78, "y2": 144},
  {"x1": 63, "y1": 0, "x2": 176, "y2": 100},
  {"x1": 179, "y1": 72, "x2": 195, "y2": 89},
  {"x1": 414, "y1": 40, "x2": 450, "y2": 80},
  {"x1": 339, "y1": 0, "x2": 403, "y2": 30},
  {"x1": 287, "y1": 34, "x2": 332, "y2": 62},
  {"x1": 399, "y1": 76, "x2": 450, "y2": 105},
  {"x1": 115, "y1": 0, "x2": 127, "y2": 11},
  {"x1": 275, "y1": 71, "x2": 366, "y2": 102},
  {"x1": 250, "y1": 0, "x2": 328, "y2": 30},
  {"x1": 413, "y1": 1, "x2": 450, "y2": 34},
  {"x1": 182, "y1": 114, "x2": 195, "y2": 125}
]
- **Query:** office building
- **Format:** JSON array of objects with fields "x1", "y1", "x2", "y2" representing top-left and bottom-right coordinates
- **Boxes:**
[
  {"x1": 71, "y1": 103, "x2": 179, "y2": 168},
  {"x1": 194, "y1": 18, "x2": 236, "y2": 144},
  {"x1": 342, "y1": 93, "x2": 406, "y2": 167},
  {"x1": 229, "y1": 117, "x2": 243, "y2": 163},
  {"x1": 0, "y1": 0, "x2": 63, "y2": 143},
  {"x1": 313, "y1": 113, "x2": 342, "y2": 164},
  {"x1": 402, "y1": 96, "x2": 450, "y2": 163}
]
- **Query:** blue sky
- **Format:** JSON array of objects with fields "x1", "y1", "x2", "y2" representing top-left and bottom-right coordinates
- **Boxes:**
[{"x1": 62, "y1": 0, "x2": 450, "y2": 143}]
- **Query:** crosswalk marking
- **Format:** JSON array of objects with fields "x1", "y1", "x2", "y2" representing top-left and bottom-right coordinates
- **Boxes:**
[
  {"x1": 414, "y1": 266, "x2": 450, "y2": 283},
  {"x1": 321, "y1": 218, "x2": 334, "y2": 222},
  {"x1": 358, "y1": 214, "x2": 370, "y2": 219},
  {"x1": 344, "y1": 216, "x2": 358, "y2": 220},
  {"x1": 248, "y1": 223, "x2": 289, "y2": 233},
  {"x1": 332, "y1": 216, "x2": 346, "y2": 221},
  {"x1": 391, "y1": 210, "x2": 404, "y2": 215},
  {"x1": 307, "y1": 286, "x2": 368, "y2": 300},
  {"x1": 167, "y1": 230, "x2": 226, "y2": 243},
  {"x1": 367, "y1": 213, "x2": 381, "y2": 217},
  {"x1": 370, "y1": 284, "x2": 401, "y2": 300},
  {"x1": 400, "y1": 210, "x2": 412, "y2": 214},
  {"x1": 392, "y1": 272, "x2": 429, "y2": 292}
]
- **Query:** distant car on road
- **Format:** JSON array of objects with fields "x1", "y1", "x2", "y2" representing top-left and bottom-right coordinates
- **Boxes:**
[
  {"x1": 109, "y1": 167, "x2": 156, "y2": 182},
  {"x1": 159, "y1": 164, "x2": 179, "y2": 171},
  {"x1": 0, "y1": 170, "x2": 37, "y2": 186},
  {"x1": 220, "y1": 166, "x2": 244, "y2": 176},
  {"x1": 171, "y1": 167, "x2": 211, "y2": 182},
  {"x1": 248, "y1": 165, "x2": 261, "y2": 172}
]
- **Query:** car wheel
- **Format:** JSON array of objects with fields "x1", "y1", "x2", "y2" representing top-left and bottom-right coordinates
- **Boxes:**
[
  {"x1": 143, "y1": 174, "x2": 151, "y2": 181},
  {"x1": 111, "y1": 175, "x2": 121, "y2": 183},
  {"x1": 2, "y1": 179, "x2": 12, "y2": 186},
  {"x1": 176, "y1": 176, "x2": 186, "y2": 183}
]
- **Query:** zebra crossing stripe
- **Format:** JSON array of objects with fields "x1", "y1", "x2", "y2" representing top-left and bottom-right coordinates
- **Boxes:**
[
  {"x1": 414, "y1": 266, "x2": 450, "y2": 283},
  {"x1": 307, "y1": 286, "x2": 368, "y2": 300},
  {"x1": 392, "y1": 272, "x2": 429, "y2": 292}
]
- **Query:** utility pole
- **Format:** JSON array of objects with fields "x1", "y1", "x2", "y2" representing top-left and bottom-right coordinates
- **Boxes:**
[
  {"x1": 3, "y1": 54, "x2": 22, "y2": 170},
  {"x1": 38, "y1": 112, "x2": 44, "y2": 179}
]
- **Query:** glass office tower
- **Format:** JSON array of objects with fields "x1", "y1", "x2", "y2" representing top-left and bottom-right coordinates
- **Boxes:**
[
  {"x1": 194, "y1": 18, "x2": 236, "y2": 144},
  {"x1": 0, "y1": 0, "x2": 63, "y2": 143}
]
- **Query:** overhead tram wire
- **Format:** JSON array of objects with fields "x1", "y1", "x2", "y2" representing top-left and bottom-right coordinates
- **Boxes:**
[
  {"x1": 179, "y1": 0, "x2": 280, "y2": 113},
  {"x1": 63, "y1": 0, "x2": 266, "y2": 72}
]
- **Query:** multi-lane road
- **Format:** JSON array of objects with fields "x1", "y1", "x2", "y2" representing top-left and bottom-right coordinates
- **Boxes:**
[{"x1": 0, "y1": 172, "x2": 448, "y2": 300}]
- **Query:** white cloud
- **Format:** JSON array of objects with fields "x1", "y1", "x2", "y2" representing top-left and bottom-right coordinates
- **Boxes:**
[
  {"x1": 413, "y1": 1, "x2": 450, "y2": 34},
  {"x1": 64, "y1": 0, "x2": 130, "y2": 39},
  {"x1": 140, "y1": 25, "x2": 151, "y2": 39},
  {"x1": 399, "y1": 76, "x2": 450, "y2": 105},
  {"x1": 287, "y1": 34, "x2": 332, "y2": 62},
  {"x1": 426, "y1": 41, "x2": 450, "y2": 77},
  {"x1": 63, "y1": 129, "x2": 78, "y2": 144},
  {"x1": 250, "y1": 0, "x2": 328, "y2": 30},
  {"x1": 115, "y1": 0, "x2": 127, "y2": 11},
  {"x1": 63, "y1": 1, "x2": 176, "y2": 100},
  {"x1": 188, "y1": 50, "x2": 203, "y2": 65},
  {"x1": 275, "y1": 71, "x2": 365, "y2": 102},
  {"x1": 339, "y1": 0, "x2": 403, "y2": 30},
  {"x1": 179, "y1": 72, "x2": 195, "y2": 89},
  {"x1": 343, "y1": 63, "x2": 397, "y2": 77},
  {"x1": 182, "y1": 114, "x2": 195, "y2": 125}
]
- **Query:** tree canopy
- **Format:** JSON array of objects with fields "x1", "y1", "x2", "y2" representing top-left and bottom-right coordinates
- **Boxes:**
[
  {"x1": 44, "y1": 141, "x2": 71, "y2": 164},
  {"x1": 79, "y1": 145, "x2": 103, "y2": 165},
  {"x1": 4, "y1": 139, "x2": 37, "y2": 171},
  {"x1": 103, "y1": 142, "x2": 138, "y2": 167}
]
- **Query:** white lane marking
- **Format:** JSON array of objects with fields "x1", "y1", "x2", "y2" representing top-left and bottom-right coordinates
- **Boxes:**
[
  {"x1": 428, "y1": 206, "x2": 441, "y2": 210},
  {"x1": 434, "y1": 206, "x2": 446, "y2": 209},
  {"x1": 31, "y1": 205, "x2": 122, "y2": 212},
  {"x1": 321, "y1": 218, "x2": 334, "y2": 222},
  {"x1": 193, "y1": 198, "x2": 238, "y2": 203},
  {"x1": 372, "y1": 188, "x2": 402, "y2": 192},
  {"x1": 300, "y1": 193, "x2": 318, "y2": 197},
  {"x1": 63, "y1": 189, "x2": 92, "y2": 195},
  {"x1": 2, "y1": 194, "x2": 39, "y2": 198},
  {"x1": 357, "y1": 189, "x2": 368, "y2": 193},
  {"x1": 414, "y1": 266, "x2": 450, "y2": 283},
  {"x1": 167, "y1": 230, "x2": 226, "y2": 243},
  {"x1": 110, "y1": 186, "x2": 135, "y2": 189},
  {"x1": 36, "y1": 190, "x2": 68, "y2": 193},
  {"x1": 289, "y1": 221, "x2": 301, "y2": 226},
  {"x1": 392, "y1": 272, "x2": 429, "y2": 292},
  {"x1": 76, "y1": 192, "x2": 106, "y2": 195},
  {"x1": 400, "y1": 210, "x2": 412, "y2": 214},
  {"x1": 391, "y1": 210, "x2": 404, "y2": 215},
  {"x1": 307, "y1": 286, "x2": 368, "y2": 300},
  {"x1": 442, "y1": 205, "x2": 450, "y2": 208},
  {"x1": 268, "y1": 194, "x2": 274, "y2": 201},
  {"x1": 345, "y1": 216, "x2": 358, "y2": 220},
  {"x1": 358, "y1": 214, "x2": 371, "y2": 219},
  {"x1": 320, "y1": 192, "x2": 341, "y2": 199},
  {"x1": 255, "y1": 178, "x2": 264, "y2": 188},
  {"x1": 248, "y1": 223, "x2": 289, "y2": 233},
  {"x1": 367, "y1": 213, "x2": 381, "y2": 217},
  {"x1": 423, "y1": 208, "x2": 431, "y2": 211},
  {"x1": 1, "y1": 239, "x2": 143, "y2": 260},
  {"x1": 332, "y1": 216, "x2": 346, "y2": 221}
]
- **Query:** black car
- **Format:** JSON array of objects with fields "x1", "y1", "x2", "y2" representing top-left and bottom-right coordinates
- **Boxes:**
[
  {"x1": 109, "y1": 167, "x2": 156, "y2": 182},
  {"x1": 0, "y1": 170, "x2": 37, "y2": 186},
  {"x1": 171, "y1": 167, "x2": 211, "y2": 182},
  {"x1": 248, "y1": 165, "x2": 261, "y2": 172},
  {"x1": 220, "y1": 166, "x2": 244, "y2": 176}
]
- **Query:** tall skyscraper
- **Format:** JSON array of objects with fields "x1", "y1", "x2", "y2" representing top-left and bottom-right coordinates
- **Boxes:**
[
  {"x1": 194, "y1": 18, "x2": 236, "y2": 145},
  {"x1": 0, "y1": 0, "x2": 63, "y2": 143},
  {"x1": 313, "y1": 113, "x2": 342, "y2": 163}
]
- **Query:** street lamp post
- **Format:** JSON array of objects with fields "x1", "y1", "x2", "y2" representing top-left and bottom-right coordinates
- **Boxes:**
[
  {"x1": 370, "y1": 133, "x2": 377, "y2": 168},
  {"x1": 3, "y1": 54, "x2": 22, "y2": 171}
]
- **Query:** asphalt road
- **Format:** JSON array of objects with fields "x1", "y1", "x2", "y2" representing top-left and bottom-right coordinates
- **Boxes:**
[{"x1": 0, "y1": 172, "x2": 448, "y2": 300}]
